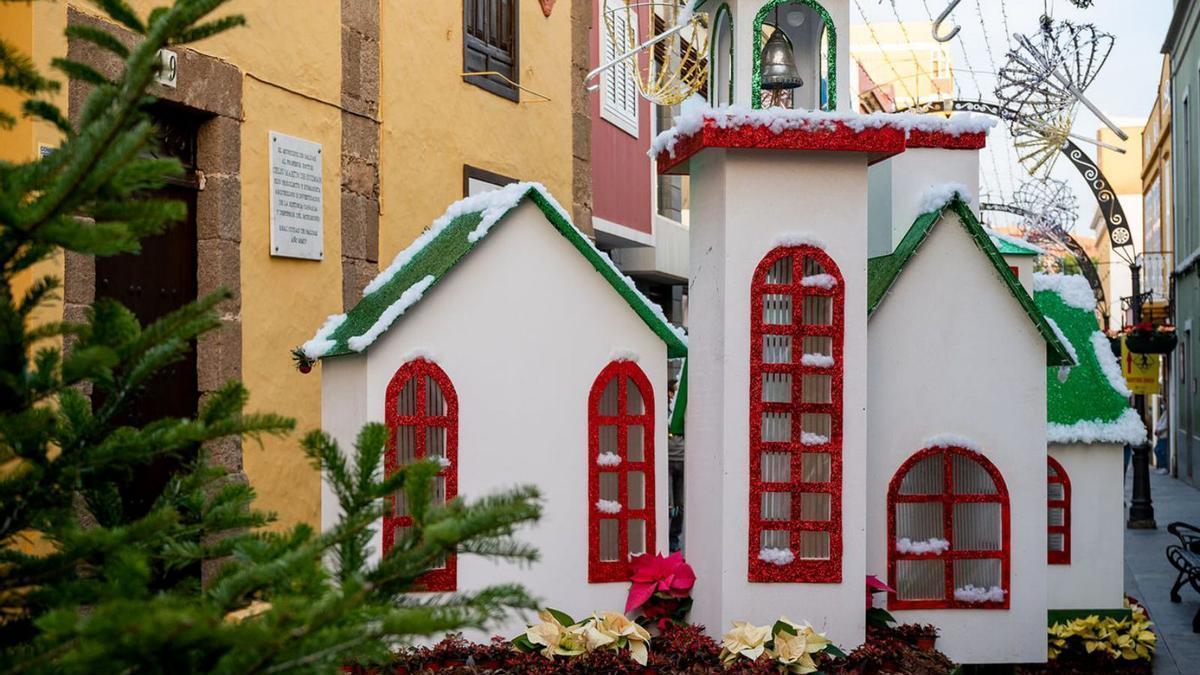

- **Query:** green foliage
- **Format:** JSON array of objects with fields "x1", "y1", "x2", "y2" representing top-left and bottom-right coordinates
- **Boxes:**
[{"x1": 0, "y1": 2, "x2": 542, "y2": 672}]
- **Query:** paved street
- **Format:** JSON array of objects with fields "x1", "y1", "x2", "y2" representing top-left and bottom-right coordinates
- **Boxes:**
[{"x1": 1125, "y1": 470, "x2": 1200, "y2": 674}]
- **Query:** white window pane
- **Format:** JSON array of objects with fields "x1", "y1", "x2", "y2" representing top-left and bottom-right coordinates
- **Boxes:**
[
  {"x1": 763, "y1": 294, "x2": 793, "y2": 325},
  {"x1": 763, "y1": 335, "x2": 793, "y2": 364},
  {"x1": 899, "y1": 455, "x2": 944, "y2": 495},
  {"x1": 599, "y1": 377, "x2": 619, "y2": 415},
  {"x1": 424, "y1": 375, "x2": 446, "y2": 416},
  {"x1": 762, "y1": 412, "x2": 792, "y2": 442},
  {"x1": 761, "y1": 491, "x2": 791, "y2": 521},
  {"x1": 761, "y1": 529, "x2": 790, "y2": 550},
  {"x1": 627, "y1": 425, "x2": 645, "y2": 462},
  {"x1": 763, "y1": 373, "x2": 792, "y2": 403},
  {"x1": 799, "y1": 531, "x2": 830, "y2": 559},
  {"x1": 600, "y1": 519, "x2": 619, "y2": 561},
  {"x1": 762, "y1": 452, "x2": 792, "y2": 483},
  {"x1": 897, "y1": 559, "x2": 944, "y2": 601},
  {"x1": 625, "y1": 377, "x2": 645, "y2": 414},
  {"x1": 953, "y1": 502, "x2": 1002, "y2": 551},
  {"x1": 953, "y1": 558, "x2": 1001, "y2": 590},
  {"x1": 802, "y1": 453, "x2": 831, "y2": 482},
  {"x1": 766, "y1": 256, "x2": 793, "y2": 284},
  {"x1": 802, "y1": 295, "x2": 832, "y2": 326},
  {"x1": 896, "y1": 502, "x2": 944, "y2": 542},
  {"x1": 628, "y1": 471, "x2": 645, "y2": 510},
  {"x1": 599, "y1": 472, "x2": 619, "y2": 502},
  {"x1": 953, "y1": 454, "x2": 997, "y2": 494},
  {"x1": 599, "y1": 425, "x2": 619, "y2": 453},
  {"x1": 628, "y1": 519, "x2": 646, "y2": 556},
  {"x1": 800, "y1": 493, "x2": 831, "y2": 521},
  {"x1": 801, "y1": 375, "x2": 831, "y2": 404}
]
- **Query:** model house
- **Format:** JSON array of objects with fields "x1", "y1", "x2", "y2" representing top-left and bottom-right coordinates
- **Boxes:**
[
  {"x1": 303, "y1": 181, "x2": 685, "y2": 625},
  {"x1": 1034, "y1": 273, "x2": 1145, "y2": 613}
]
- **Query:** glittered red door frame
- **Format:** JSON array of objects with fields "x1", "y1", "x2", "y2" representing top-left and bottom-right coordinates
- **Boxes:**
[
  {"x1": 383, "y1": 358, "x2": 459, "y2": 591},
  {"x1": 748, "y1": 246, "x2": 844, "y2": 583},
  {"x1": 1047, "y1": 456, "x2": 1071, "y2": 565},
  {"x1": 588, "y1": 361, "x2": 656, "y2": 583},
  {"x1": 886, "y1": 445, "x2": 1011, "y2": 610}
]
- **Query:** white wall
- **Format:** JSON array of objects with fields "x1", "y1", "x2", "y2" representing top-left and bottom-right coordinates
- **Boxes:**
[
  {"x1": 866, "y1": 212, "x2": 1049, "y2": 664},
  {"x1": 687, "y1": 148, "x2": 868, "y2": 646},
  {"x1": 887, "y1": 148, "x2": 981, "y2": 249},
  {"x1": 1047, "y1": 443, "x2": 1126, "y2": 610},
  {"x1": 1005, "y1": 255, "x2": 1034, "y2": 296},
  {"x1": 321, "y1": 201, "x2": 670, "y2": 639}
]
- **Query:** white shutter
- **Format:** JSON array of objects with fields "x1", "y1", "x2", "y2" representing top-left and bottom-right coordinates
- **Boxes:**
[{"x1": 601, "y1": 0, "x2": 640, "y2": 137}]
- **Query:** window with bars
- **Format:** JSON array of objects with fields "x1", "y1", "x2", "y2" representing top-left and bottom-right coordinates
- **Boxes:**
[
  {"x1": 589, "y1": 361, "x2": 656, "y2": 582},
  {"x1": 384, "y1": 359, "x2": 458, "y2": 591},
  {"x1": 1047, "y1": 456, "x2": 1071, "y2": 565},
  {"x1": 749, "y1": 246, "x2": 843, "y2": 583},
  {"x1": 464, "y1": 0, "x2": 519, "y2": 101},
  {"x1": 887, "y1": 445, "x2": 1010, "y2": 610},
  {"x1": 601, "y1": 0, "x2": 640, "y2": 136}
]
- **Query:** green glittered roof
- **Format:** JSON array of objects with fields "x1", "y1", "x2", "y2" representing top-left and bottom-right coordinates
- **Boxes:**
[
  {"x1": 1034, "y1": 277, "x2": 1146, "y2": 445},
  {"x1": 302, "y1": 183, "x2": 688, "y2": 360},
  {"x1": 988, "y1": 230, "x2": 1044, "y2": 257},
  {"x1": 867, "y1": 198, "x2": 1075, "y2": 367}
]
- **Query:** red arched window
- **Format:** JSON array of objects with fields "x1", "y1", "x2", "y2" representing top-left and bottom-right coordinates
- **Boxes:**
[
  {"x1": 1047, "y1": 456, "x2": 1071, "y2": 565},
  {"x1": 588, "y1": 361, "x2": 656, "y2": 582},
  {"x1": 749, "y1": 245, "x2": 844, "y2": 583},
  {"x1": 887, "y1": 444, "x2": 1010, "y2": 609},
  {"x1": 383, "y1": 358, "x2": 458, "y2": 591}
]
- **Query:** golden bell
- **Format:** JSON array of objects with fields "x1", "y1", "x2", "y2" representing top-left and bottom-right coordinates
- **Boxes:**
[{"x1": 759, "y1": 29, "x2": 804, "y2": 91}]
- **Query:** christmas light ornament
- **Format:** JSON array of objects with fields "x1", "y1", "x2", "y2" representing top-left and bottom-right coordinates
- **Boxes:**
[
  {"x1": 1014, "y1": 178, "x2": 1079, "y2": 238},
  {"x1": 587, "y1": 2, "x2": 709, "y2": 106}
]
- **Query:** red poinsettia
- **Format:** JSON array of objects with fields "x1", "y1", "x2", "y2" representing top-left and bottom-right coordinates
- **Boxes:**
[
  {"x1": 625, "y1": 552, "x2": 696, "y2": 613},
  {"x1": 866, "y1": 575, "x2": 896, "y2": 609}
]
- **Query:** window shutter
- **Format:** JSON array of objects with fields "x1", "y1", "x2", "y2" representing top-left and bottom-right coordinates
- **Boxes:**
[
  {"x1": 464, "y1": 0, "x2": 519, "y2": 100},
  {"x1": 601, "y1": 0, "x2": 639, "y2": 135}
]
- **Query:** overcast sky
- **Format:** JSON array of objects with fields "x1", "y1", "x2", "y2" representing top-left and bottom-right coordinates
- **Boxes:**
[{"x1": 851, "y1": 0, "x2": 1174, "y2": 232}]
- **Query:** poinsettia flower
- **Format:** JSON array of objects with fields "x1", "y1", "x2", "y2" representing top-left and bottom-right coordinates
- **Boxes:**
[
  {"x1": 587, "y1": 611, "x2": 652, "y2": 665},
  {"x1": 770, "y1": 631, "x2": 820, "y2": 674},
  {"x1": 625, "y1": 551, "x2": 696, "y2": 613},
  {"x1": 866, "y1": 574, "x2": 896, "y2": 608},
  {"x1": 720, "y1": 621, "x2": 772, "y2": 664},
  {"x1": 524, "y1": 610, "x2": 586, "y2": 660}
]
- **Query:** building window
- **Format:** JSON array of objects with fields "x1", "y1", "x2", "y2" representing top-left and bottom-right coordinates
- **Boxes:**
[
  {"x1": 600, "y1": 0, "x2": 640, "y2": 136},
  {"x1": 1047, "y1": 456, "x2": 1071, "y2": 565},
  {"x1": 749, "y1": 246, "x2": 844, "y2": 583},
  {"x1": 464, "y1": 0, "x2": 520, "y2": 101},
  {"x1": 463, "y1": 165, "x2": 517, "y2": 197},
  {"x1": 589, "y1": 361, "x2": 656, "y2": 582},
  {"x1": 384, "y1": 358, "x2": 458, "y2": 591},
  {"x1": 887, "y1": 444, "x2": 1010, "y2": 609},
  {"x1": 710, "y1": 3, "x2": 734, "y2": 107}
]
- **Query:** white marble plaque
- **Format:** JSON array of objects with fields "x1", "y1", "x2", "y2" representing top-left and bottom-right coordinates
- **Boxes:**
[{"x1": 269, "y1": 132, "x2": 323, "y2": 260}]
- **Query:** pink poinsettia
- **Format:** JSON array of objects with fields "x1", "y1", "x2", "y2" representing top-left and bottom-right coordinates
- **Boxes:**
[
  {"x1": 625, "y1": 552, "x2": 696, "y2": 613},
  {"x1": 866, "y1": 575, "x2": 896, "y2": 608}
]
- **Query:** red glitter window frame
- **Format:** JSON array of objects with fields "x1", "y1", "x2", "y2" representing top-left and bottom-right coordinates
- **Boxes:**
[
  {"x1": 887, "y1": 445, "x2": 1011, "y2": 610},
  {"x1": 748, "y1": 245, "x2": 844, "y2": 583},
  {"x1": 588, "y1": 361, "x2": 656, "y2": 583},
  {"x1": 1047, "y1": 456, "x2": 1071, "y2": 565},
  {"x1": 383, "y1": 358, "x2": 458, "y2": 591}
]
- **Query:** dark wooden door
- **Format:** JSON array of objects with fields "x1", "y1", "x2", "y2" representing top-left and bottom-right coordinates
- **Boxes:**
[{"x1": 95, "y1": 110, "x2": 201, "y2": 515}]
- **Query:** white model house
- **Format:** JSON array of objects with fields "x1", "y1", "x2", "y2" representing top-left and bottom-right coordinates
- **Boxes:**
[
  {"x1": 1033, "y1": 273, "x2": 1145, "y2": 613},
  {"x1": 302, "y1": 182, "x2": 685, "y2": 628}
]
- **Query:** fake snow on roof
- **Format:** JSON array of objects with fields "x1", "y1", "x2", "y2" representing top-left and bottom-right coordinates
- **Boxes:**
[
  {"x1": 917, "y1": 182, "x2": 973, "y2": 216},
  {"x1": 1033, "y1": 273, "x2": 1095, "y2": 311},
  {"x1": 649, "y1": 105, "x2": 997, "y2": 159},
  {"x1": 987, "y1": 229, "x2": 1046, "y2": 256},
  {"x1": 1044, "y1": 318, "x2": 1079, "y2": 364},
  {"x1": 301, "y1": 182, "x2": 687, "y2": 360},
  {"x1": 773, "y1": 232, "x2": 826, "y2": 250},
  {"x1": 1035, "y1": 280, "x2": 1146, "y2": 446}
]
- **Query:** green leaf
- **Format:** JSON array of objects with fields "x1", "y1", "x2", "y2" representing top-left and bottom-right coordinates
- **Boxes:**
[
  {"x1": 64, "y1": 24, "x2": 131, "y2": 58},
  {"x1": 825, "y1": 643, "x2": 847, "y2": 658},
  {"x1": 545, "y1": 607, "x2": 576, "y2": 628}
]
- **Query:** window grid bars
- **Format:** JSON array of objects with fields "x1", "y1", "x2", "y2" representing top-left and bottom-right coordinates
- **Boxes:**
[
  {"x1": 887, "y1": 446, "x2": 1011, "y2": 610},
  {"x1": 749, "y1": 246, "x2": 844, "y2": 583},
  {"x1": 1047, "y1": 456, "x2": 1071, "y2": 565},
  {"x1": 383, "y1": 359, "x2": 458, "y2": 591}
]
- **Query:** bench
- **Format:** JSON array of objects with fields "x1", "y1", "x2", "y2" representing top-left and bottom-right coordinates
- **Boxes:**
[{"x1": 1167, "y1": 521, "x2": 1200, "y2": 633}]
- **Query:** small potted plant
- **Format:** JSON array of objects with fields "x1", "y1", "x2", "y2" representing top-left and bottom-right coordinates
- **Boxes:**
[{"x1": 1124, "y1": 323, "x2": 1177, "y2": 354}]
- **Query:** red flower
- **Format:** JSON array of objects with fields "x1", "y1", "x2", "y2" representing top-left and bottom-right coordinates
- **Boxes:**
[
  {"x1": 625, "y1": 552, "x2": 696, "y2": 613},
  {"x1": 866, "y1": 575, "x2": 896, "y2": 608}
]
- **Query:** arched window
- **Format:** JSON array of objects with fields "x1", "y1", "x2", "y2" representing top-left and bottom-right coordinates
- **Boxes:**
[
  {"x1": 751, "y1": 0, "x2": 838, "y2": 111},
  {"x1": 1047, "y1": 456, "x2": 1071, "y2": 565},
  {"x1": 383, "y1": 358, "x2": 458, "y2": 591},
  {"x1": 749, "y1": 245, "x2": 844, "y2": 583},
  {"x1": 887, "y1": 444, "x2": 1010, "y2": 609},
  {"x1": 589, "y1": 361, "x2": 656, "y2": 582},
  {"x1": 709, "y1": 3, "x2": 734, "y2": 107}
]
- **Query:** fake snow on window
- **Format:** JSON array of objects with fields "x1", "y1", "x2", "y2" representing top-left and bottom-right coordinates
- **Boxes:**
[
  {"x1": 773, "y1": 232, "x2": 826, "y2": 250},
  {"x1": 952, "y1": 585, "x2": 1007, "y2": 604},
  {"x1": 988, "y1": 229, "x2": 1046, "y2": 256},
  {"x1": 302, "y1": 313, "x2": 348, "y2": 360},
  {"x1": 800, "y1": 431, "x2": 829, "y2": 446},
  {"x1": 436, "y1": 456, "x2": 452, "y2": 469},
  {"x1": 596, "y1": 452, "x2": 622, "y2": 467},
  {"x1": 1033, "y1": 273, "x2": 1096, "y2": 311},
  {"x1": 800, "y1": 274, "x2": 838, "y2": 290},
  {"x1": 609, "y1": 349, "x2": 640, "y2": 363},
  {"x1": 596, "y1": 499, "x2": 623, "y2": 514},
  {"x1": 1044, "y1": 318, "x2": 1078, "y2": 365},
  {"x1": 917, "y1": 182, "x2": 973, "y2": 215},
  {"x1": 649, "y1": 105, "x2": 997, "y2": 158},
  {"x1": 1090, "y1": 331, "x2": 1132, "y2": 396},
  {"x1": 801, "y1": 353, "x2": 835, "y2": 368},
  {"x1": 758, "y1": 547, "x2": 795, "y2": 566},
  {"x1": 401, "y1": 349, "x2": 438, "y2": 364},
  {"x1": 895, "y1": 537, "x2": 951, "y2": 555},
  {"x1": 1048, "y1": 408, "x2": 1149, "y2": 446},
  {"x1": 347, "y1": 275, "x2": 437, "y2": 352},
  {"x1": 922, "y1": 434, "x2": 982, "y2": 454}
]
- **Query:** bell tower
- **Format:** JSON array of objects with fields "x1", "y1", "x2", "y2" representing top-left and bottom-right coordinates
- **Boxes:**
[{"x1": 700, "y1": 0, "x2": 851, "y2": 112}]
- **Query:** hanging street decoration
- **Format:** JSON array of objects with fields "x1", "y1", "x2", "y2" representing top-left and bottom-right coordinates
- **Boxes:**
[
  {"x1": 995, "y1": 16, "x2": 1124, "y2": 144},
  {"x1": 585, "y1": 2, "x2": 709, "y2": 106},
  {"x1": 1013, "y1": 178, "x2": 1080, "y2": 239}
]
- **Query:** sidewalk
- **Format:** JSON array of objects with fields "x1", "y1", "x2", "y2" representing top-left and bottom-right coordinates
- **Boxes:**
[{"x1": 1125, "y1": 470, "x2": 1200, "y2": 675}]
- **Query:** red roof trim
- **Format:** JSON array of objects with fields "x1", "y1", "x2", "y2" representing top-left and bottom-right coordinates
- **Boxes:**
[{"x1": 656, "y1": 122, "x2": 987, "y2": 175}]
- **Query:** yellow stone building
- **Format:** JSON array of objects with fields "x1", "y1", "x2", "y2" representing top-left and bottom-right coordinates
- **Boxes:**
[
  {"x1": 850, "y1": 21, "x2": 953, "y2": 112},
  {"x1": 0, "y1": 0, "x2": 585, "y2": 529}
]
